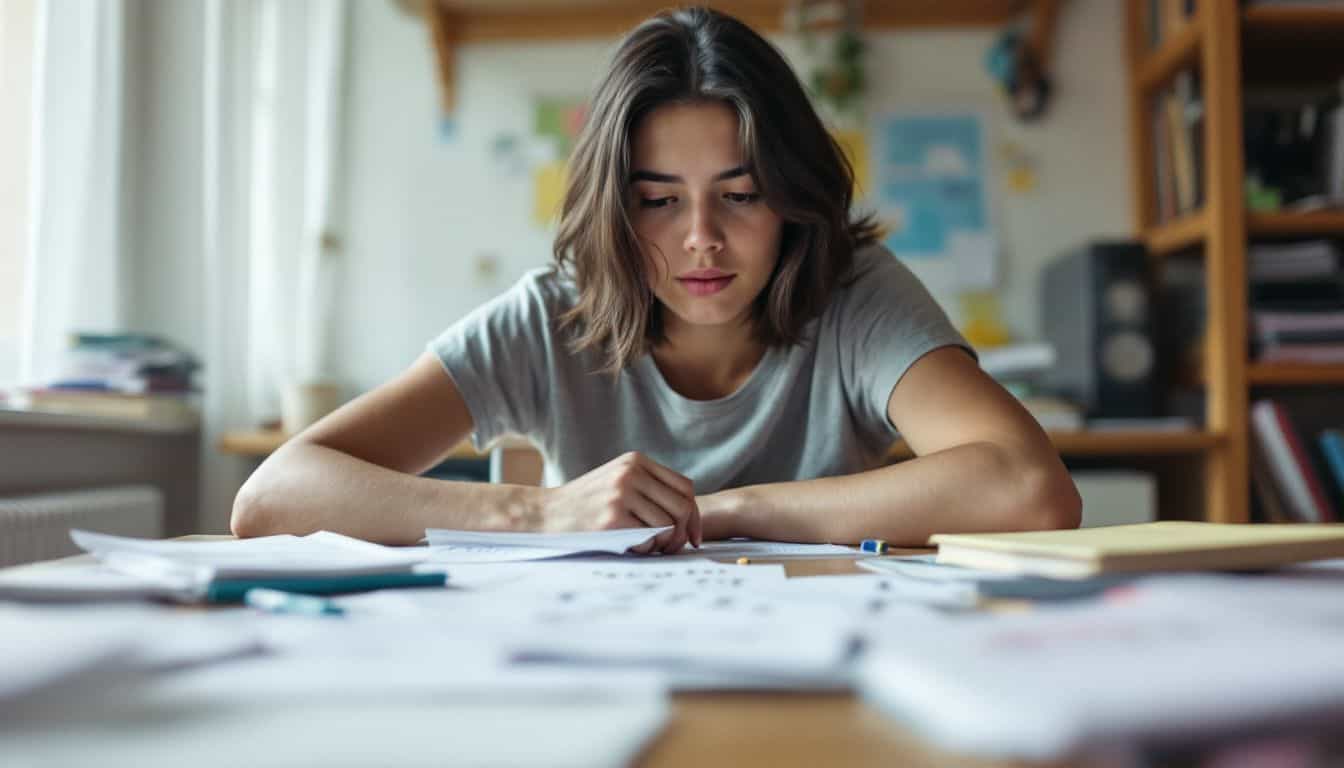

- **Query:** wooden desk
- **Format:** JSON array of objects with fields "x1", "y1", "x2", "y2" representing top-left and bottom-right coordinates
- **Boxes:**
[{"x1": 5, "y1": 547, "x2": 1040, "y2": 768}]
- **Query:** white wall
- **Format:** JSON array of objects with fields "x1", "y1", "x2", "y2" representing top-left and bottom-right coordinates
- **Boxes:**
[
  {"x1": 334, "y1": 0, "x2": 1133, "y2": 392},
  {"x1": 118, "y1": 0, "x2": 1133, "y2": 529}
]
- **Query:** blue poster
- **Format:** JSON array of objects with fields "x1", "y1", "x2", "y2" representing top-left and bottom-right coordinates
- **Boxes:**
[{"x1": 876, "y1": 113, "x2": 989, "y2": 259}]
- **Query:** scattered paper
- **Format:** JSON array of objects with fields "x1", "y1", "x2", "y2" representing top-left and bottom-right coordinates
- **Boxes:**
[
  {"x1": 671, "y1": 539, "x2": 864, "y2": 559},
  {"x1": 425, "y1": 527, "x2": 672, "y2": 563},
  {"x1": 860, "y1": 578, "x2": 1344, "y2": 759},
  {"x1": 72, "y1": 530, "x2": 426, "y2": 578}
]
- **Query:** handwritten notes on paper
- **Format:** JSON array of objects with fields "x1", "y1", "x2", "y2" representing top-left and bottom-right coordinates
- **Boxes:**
[{"x1": 425, "y1": 527, "x2": 673, "y2": 563}]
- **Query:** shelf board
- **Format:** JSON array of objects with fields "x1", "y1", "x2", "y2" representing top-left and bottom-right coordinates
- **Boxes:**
[
  {"x1": 889, "y1": 430, "x2": 1220, "y2": 460},
  {"x1": 441, "y1": 0, "x2": 1027, "y2": 42},
  {"x1": 1247, "y1": 210, "x2": 1344, "y2": 237},
  {"x1": 1138, "y1": 18, "x2": 1201, "y2": 93},
  {"x1": 1248, "y1": 363, "x2": 1344, "y2": 387},
  {"x1": 217, "y1": 429, "x2": 490, "y2": 459},
  {"x1": 1144, "y1": 210, "x2": 1207, "y2": 256},
  {"x1": 1243, "y1": 5, "x2": 1344, "y2": 32}
]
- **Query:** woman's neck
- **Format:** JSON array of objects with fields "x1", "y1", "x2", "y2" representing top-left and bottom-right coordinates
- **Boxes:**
[{"x1": 651, "y1": 313, "x2": 766, "y2": 401}]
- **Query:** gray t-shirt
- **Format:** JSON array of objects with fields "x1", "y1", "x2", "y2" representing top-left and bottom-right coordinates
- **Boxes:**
[{"x1": 429, "y1": 244, "x2": 970, "y2": 491}]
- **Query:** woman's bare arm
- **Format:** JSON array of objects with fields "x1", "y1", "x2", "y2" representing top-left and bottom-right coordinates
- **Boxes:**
[
  {"x1": 231, "y1": 352, "x2": 700, "y2": 549},
  {"x1": 696, "y1": 347, "x2": 1082, "y2": 546}
]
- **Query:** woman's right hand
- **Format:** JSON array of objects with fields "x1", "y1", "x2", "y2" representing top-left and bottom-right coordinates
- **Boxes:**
[{"x1": 537, "y1": 452, "x2": 701, "y2": 554}]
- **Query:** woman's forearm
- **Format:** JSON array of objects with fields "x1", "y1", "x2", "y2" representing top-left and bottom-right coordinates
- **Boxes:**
[
  {"x1": 231, "y1": 442, "x2": 538, "y2": 544},
  {"x1": 700, "y1": 441, "x2": 1081, "y2": 546}
]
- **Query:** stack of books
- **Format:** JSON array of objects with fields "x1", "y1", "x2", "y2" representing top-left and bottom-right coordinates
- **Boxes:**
[
  {"x1": 1152, "y1": 69, "x2": 1203, "y2": 223},
  {"x1": 1248, "y1": 241, "x2": 1344, "y2": 364},
  {"x1": 13, "y1": 333, "x2": 200, "y2": 426},
  {"x1": 1250, "y1": 400, "x2": 1344, "y2": 524}
]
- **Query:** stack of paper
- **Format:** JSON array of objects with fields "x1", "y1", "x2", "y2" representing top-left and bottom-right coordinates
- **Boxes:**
[
  {"x1": 425, "y1": 527, "x2": 672, "y2": 563},
  {"x1": 857, "y1": 555, "x2": 1129, "y2": 607},
  {"x1": 61, "y1": 530, "x2": 440, "y2": 602},
  {"x1": 930, "y1": 521, "x2": 1344, "y2": 578},
  {"x1": 859, "y1": 574, "x2": 1344, "y2": 759}
]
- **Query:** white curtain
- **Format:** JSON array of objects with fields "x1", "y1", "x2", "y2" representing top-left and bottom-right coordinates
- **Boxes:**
[
  {"x1": 21, "y1": 0, "x2": 127, "y2": 384},
  {"x1": 199, "y1": 0, "x2": 349, "y2": 532},
  {"x1": 22, "y1": 0, "x2": 349, "y2": 532}
]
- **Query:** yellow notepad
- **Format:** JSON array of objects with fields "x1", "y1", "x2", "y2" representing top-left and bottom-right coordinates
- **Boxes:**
[{"x1": 930, "y1": 521, "x2": 1344, "y2": 579}]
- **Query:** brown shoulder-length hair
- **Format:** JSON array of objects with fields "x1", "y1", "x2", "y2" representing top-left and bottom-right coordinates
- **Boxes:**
[{"x1": 553, "y1": 6, "x2": 878, "y2": 373}]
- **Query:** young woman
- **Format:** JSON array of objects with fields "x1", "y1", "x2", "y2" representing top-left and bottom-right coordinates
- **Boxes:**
[{"x1": 232, "y1": 7, "x2": 1080, "y2": 552}]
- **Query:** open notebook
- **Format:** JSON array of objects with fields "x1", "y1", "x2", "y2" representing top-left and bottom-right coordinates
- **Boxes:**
[{"x1": 929, "y1": 521, "x2": 1344, "y2": 579}]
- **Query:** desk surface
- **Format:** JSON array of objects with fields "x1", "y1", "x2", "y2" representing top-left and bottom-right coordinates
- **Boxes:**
[{"x1": 9, "y1": 546, "x2": 1038, "y2": 768}]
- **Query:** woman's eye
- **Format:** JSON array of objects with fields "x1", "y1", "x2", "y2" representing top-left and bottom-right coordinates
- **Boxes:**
[
  {"x1": 724, "y1": 192, "x2": 761, "y2": 204},
  {"x1": 639, "y1": 196, "x2": 676, "y2": 208}
]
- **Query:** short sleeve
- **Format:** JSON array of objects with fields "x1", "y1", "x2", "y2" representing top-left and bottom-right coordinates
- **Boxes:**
[
  {"x1": 426, "y1": 270, "x2": 556, "y2": 449},
  {"x1": 833, "y1": 246, "x2": 975, "y2": 438}
]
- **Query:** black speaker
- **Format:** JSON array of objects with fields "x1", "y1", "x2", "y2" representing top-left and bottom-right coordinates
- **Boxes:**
[{"x1": 1041, "y1": 241, "x2": 1159, "y2": 419}]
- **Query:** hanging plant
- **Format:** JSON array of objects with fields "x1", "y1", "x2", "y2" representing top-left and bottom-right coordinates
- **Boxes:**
[{"x1": 793, "y1": 1, "x2": 867, "y2": 119}]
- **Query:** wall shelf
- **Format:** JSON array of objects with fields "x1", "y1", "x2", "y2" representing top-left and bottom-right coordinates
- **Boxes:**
[
  {"x1": 218, "y1": 429, "x2": 491, "y2": 460},
  {"x1": 434, "y1": 0, "x2": 1028, "y2": 42},
  {"x1": 1248, "y1": 363, "x2": 1344, "y2": 387},
  {"x1": 889, "y1": 430, "x2": 1220, "y2": 461},
  {"x1": 1242, "y1": 5, "x2": 1344, "y2": 32},
  {"x1": 1247, "y1": 211, "x2": 1344, "y2": 237}
]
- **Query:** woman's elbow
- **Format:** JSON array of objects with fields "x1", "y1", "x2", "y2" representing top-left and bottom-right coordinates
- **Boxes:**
[
  {"x1": 231, "y1": 478, "x2": 277, "y2": 538},
  {"x1": 1007, "y1": 459, "x2": 1082, "y2": 533}
]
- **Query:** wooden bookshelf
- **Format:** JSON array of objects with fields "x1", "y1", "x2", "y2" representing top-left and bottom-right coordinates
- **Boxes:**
[
  {"x1": 1126, "y1": 1, "x2": 1344, "y2": 524},
  {"x1": 1248, "y1": 363, "x2": 1344, "y2": 388},
  {"x1": 1144, "y1": 210, "x2": 1208, "y2": 256},
  {"x1": 1138, "y1": 16, "x2": 1202, "y2": 94},
  {"x1": 1144, "y1": 210, "x2": 1344, "y2": 255},
  {"x1": 1127, "y1": 0, "x2": 1251, "y2": 524}
]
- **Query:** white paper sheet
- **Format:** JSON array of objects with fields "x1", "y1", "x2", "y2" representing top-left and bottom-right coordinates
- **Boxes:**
[
  {"x1": 671, "y1": 539, "x2": 865, "y2": 559},
  {"x1": 0, "y1": 561, "x2": 170, "y2": 601},
  {"x1": 0, "y1": 605, "x2": 265, "y2": 705},
  {"x1": 71, "y1": 529, "x2": 426, "y2": 579},
  {"x1": 425, "y1": 526, "x2": 672, "y2": 562},
  {"x1": 857, "y1": 556, "x2": 1129, "y2": 605},
  {"x1": 430, "y1": 557, "x2": 788, "y2": 591},
  {"x1": 859, "y1": 578, "x2": 1344, "y2": 759},
  {"x1": 2, "y1": 661, "x2": 669, "y2": 768},
  {"x1": 761, "y1": 573, "x2": 982, "y2": 613}
]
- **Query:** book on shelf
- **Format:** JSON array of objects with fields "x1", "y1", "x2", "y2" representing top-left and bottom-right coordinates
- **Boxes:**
[
  {"x1": 13, "y1": 389, "x2": 199, "y2": 427},
  {"x1": 1248, "y1": 240, "x2": 1340, "y2": 282},
  {"x1": 929, "y1": 521, "x2": 1344, "y2": 579},
  {"x1": 1250, "y1": 400, "x2": 1337, "y2": 523},
  {"x1": 1319, "y1": 429, "x2": 1344, "y2": 508},
  {"x1": 1152, "y1": 70, "x2": 1204, "y2": 223},
  {"x1": 1250, "y1": 435, "x2": 1295, "y2": 524}
]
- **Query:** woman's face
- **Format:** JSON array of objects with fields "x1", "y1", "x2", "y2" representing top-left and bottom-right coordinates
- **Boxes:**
[{"x1": 629, "y1": 101, "x2": 783, "y2": 334}]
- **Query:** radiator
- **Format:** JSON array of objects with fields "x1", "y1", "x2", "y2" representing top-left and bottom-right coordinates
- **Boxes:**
[{"x1": 0, "y1": 485, "x2": 164, "y2": 568}]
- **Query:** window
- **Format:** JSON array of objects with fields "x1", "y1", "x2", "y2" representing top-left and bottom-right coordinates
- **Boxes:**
[{"x1": 0, "y1": 0, "x2": 36, "y2": 387}]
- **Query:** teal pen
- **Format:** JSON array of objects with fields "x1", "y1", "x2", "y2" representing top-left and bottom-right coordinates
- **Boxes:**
[{"x1": 244, "y1": 587, "x2": 346, "y2": 616}]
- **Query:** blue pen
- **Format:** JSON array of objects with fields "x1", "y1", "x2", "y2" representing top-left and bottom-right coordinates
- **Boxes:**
[
  {"x1": 860, "y1": 539, "x2": 889, "y2": 555},
  {"x1": 244, "y1": 587, "x2": 346, "y2": 616}
]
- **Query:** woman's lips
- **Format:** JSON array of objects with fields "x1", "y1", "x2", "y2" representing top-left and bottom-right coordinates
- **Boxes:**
[{"x1": 677, "y1": 275, "x2": 735, "y2": 296}]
